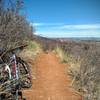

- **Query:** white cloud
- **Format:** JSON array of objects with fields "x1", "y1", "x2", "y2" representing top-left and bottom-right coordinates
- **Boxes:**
[
  {"x1": 60, "y1": 24, "x2": 100, "y2": 30},
  {"x1": 30, "y1": 22, "x2": 64, "y2": 27},
  {"x1": 31, "y1": 23, "x2": 100, "y2": 30},
  {"x1": 34, "y1": 30, "x2": 100, "y2": 38},
  {"x1": 30, "y1": 23, "x2": 46, "y2": 26},
  {"x1": 33, "y1": 23, "x2": 100, "y2": 38}
]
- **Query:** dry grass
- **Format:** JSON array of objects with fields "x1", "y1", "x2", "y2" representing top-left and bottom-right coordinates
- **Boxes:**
[
  {"x1": 19, "y1": 40, "x2": 42, "y2": 61},
  {"x1": 54, "y1": 46, "x2": 75, "y2": 64},
  {"x1": 54, "y1": 46, "x2": 82, "y2": 91},
  {"x1": 69, "y1": 49, "x2": 100, "y2": 100},
  {"x1": 54, "y1": 45, "x2": 100, "y2": 100}
]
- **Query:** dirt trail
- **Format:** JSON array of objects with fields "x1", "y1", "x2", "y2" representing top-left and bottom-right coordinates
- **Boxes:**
[{"x1": 23, "y1": 52, "x2": 81, "y2": 100}]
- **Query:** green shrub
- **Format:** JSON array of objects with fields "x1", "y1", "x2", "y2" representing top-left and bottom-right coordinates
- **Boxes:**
[
  {"x1": 19, "y1": 40, "x2": 42, "y2": 61},
  {"x1": 26, "y1": 40, "x2": 41, "y2": 51}
]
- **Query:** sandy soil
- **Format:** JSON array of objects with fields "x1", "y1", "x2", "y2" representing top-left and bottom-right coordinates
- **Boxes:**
[{"x1": 23, "y1": 52, "x2": 81, "y2": 100}]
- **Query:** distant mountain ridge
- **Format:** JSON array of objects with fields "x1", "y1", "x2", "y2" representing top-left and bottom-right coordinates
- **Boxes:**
[
  {"x1": 54, "y1": 37, "x2": 100, "y2": 41},
  {"x1": 33, "y1": 35, "x2": 100, "y2": 41}
]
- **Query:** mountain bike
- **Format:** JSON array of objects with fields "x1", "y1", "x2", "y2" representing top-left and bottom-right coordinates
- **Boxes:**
[{"x1": 0, "y1": 45, "x2": 32, "y2": 100}]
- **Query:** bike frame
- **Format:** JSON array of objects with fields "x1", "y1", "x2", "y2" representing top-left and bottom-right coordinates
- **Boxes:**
[{"x1": 11, "y1": 53, "x2": 19, "y2": 100}]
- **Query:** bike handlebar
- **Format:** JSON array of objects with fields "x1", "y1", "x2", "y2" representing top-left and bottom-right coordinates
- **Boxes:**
[{"x1": 0, "y1": 44, "x2": 28, "y2": 58}]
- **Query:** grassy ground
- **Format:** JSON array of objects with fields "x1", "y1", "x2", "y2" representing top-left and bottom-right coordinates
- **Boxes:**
[
  {"x1": 19, "y1": 40, "x2": 42, "y2": 61},
  {"x1": 54, "y1": 46, "x2": 77, "y2": 64},
  {"x1": 54, "y1": 46, "x2": 82, "y2": 93},
  {"x1": 54, "y1": 46, "x2": 100, "y2": 100}
]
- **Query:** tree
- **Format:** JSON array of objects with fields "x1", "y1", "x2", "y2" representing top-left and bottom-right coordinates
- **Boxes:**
[{"x1": 0, "y1": 0, "x2": 34, "y2": 49}]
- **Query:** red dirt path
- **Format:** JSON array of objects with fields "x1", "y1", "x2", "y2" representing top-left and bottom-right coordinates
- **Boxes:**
[{"x1": 23, "y1": 52, "x2": 81, "y2": 100}]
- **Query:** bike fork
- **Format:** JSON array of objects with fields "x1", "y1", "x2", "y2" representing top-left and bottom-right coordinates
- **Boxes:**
[{"x1": 13, "y1": 54, "x2": 19, "y2": 100}]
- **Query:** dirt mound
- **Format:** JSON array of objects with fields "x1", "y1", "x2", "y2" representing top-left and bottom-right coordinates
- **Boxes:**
[{"x1": 23, "y1": 52, "x2": 81, "y2": 100}]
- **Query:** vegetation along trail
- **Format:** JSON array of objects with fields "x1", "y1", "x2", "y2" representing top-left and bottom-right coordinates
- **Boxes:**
[{"x1": 23, "y1": 52, "x2": 81, "y2": 100}]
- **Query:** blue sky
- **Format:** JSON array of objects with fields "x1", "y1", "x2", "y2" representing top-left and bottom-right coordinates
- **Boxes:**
[{"x1": 24, "y1": 0, "x2": 100, "y2": 38}]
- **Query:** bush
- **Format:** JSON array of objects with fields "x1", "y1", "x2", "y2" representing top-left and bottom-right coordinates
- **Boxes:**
[
  {"x1": 0, "y1": 0, "x2": 34, "y2": 50},
  {"x1": 19, "y1": 40, "x2": 42, "y2": 61},
  {"x1": 26, "y1": 40, "x2": 41, "y2": 51},
  {"x1": 80, "y1": 49, "x2": 100, "y2": 100},
  {"x1": 54, "y1": 46, "x2": 76, "y2": 63},
  {"x1": 69, "y1": 48, "x2": 100, "y2": 100}
]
